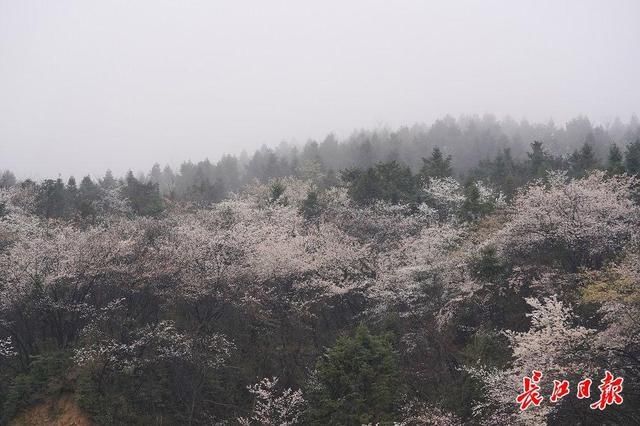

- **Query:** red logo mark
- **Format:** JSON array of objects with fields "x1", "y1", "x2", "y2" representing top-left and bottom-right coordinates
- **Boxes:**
[{"x1": 517, "y1": 370, "x2": 543, "y2": 410}]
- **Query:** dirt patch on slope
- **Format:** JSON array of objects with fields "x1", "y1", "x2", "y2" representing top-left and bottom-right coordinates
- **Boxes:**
[{"x1": 10, "y1": 393, "x2": 93, "y2": 426}]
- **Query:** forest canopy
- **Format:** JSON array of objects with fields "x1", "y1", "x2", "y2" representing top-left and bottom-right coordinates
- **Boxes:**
[{"x1": 1, "y1": 115, "x2": 640, "y2": 424}]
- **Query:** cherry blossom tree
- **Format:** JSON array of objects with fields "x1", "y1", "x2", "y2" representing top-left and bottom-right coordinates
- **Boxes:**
[
  {"x1": 421, "y1": 177, "x2": 505, "y2": 223},
  {"x1": 496, "y1": 171, "x2": 639, "y2": 271},
  {"x1": 238, "y1": 377, "x2": 306, "y2": 425},
  {"x1": 467, "y1": 297, "x2": 597, "y2": 425}
]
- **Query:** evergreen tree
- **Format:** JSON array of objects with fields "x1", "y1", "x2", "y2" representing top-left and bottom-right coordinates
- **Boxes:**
[
  {"x1": 569, "y1": 142, "x2": 598, "y2": 177},
  {"x1": 190, "y1": 178, "x2": 225, "y2": 205},
  {"x1": 100, "y1": 170, "x2": 118, "y2": 190},
  {"x1": 307, "y1": 326, "x2": 400, "y2": 425},
  {"x1": 375, "y1": 161, "x2": 416, "y2": 204},
  {"x1": 492, "y1": 148, "x2": 518, "y2": 198},
  {"x1": 123, "y1": 171, "x2": 164, "y2": 216},
  {"x1": 289, "y1": 147, "x2": 301, "y2": 178},
  {"x1": 357, "y1": 140, "x2": 375, "y2": 169},
  {"x1": 0, "y1": 170, "x2": 16, "y2": 188},
  {"x1": 342, "y1": 168, "x2": 380, "y2": 205},
  {"x1": 186, "y1": 167, "x2": 225, "y2": 205},
  {"x1": 269, "y1": 180, "x2": 287, "y2": 205},
  {"x1": 607, "y1": 144, "x2": 625, "y2": 175},
  {"x1": 299, "y1": 189, "x2": 322, "y2": 227},
  {"x1": 66, "y1": 176, "x2": 77, "y2": 191},
  {"x1": 149, "y1": 163, "x2": 162, "y2": 186},
  {"x1": 36, "y1": 178, "x2": 67, "y2": 218},
  {"x1": 625, "y1": 139, "x2": 640, "y2": 175},
  {"x1": 471, "y1": 149, "x2": 519, "y2": 198},
  {"x1": 216, "y1": 155, "x2": 240, "y2": 192},
  {"x1": 471, "y1": 245, "x2": 507, "y2": 282},
  {"x1": 161, "y1": 165, "x2": 176, "y2": 197},
  {"x1": 78, "y1": 176, "x2": 101, "y2": 219},
  {"x1": 527, "y1": 141, "x2": 551, "y2": 179},
  {"x1": 420, "y1": 147, "x2": 452, "y2": 180},
  {"x1": 299, "y1": 159, "x2": 326, "y2": 183},
  {"x1": 322, "y1": 168, "x2": 339, "y2": 189},
  {"x1": 65, "y1": 177, "x2": 78, "y2": 215},
  {"x1": 342, "y1": 161, "x2": 417, "y2": 205},
  {"x1": 461, "y1": 180, "x2": 482, "y2": 221}
]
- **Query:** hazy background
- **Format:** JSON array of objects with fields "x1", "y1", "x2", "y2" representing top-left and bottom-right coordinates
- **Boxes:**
[{"x1": 1, "y1": 0, "x2": 639, "y2": 178}]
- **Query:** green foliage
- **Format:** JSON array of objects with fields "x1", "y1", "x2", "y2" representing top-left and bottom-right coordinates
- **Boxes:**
[
  {"x1": 342, "y1": 161, "x2": 417, "y2": 205},
  {"x1": 471, "y1": 245, "x2": 508, "y2": 282},
  {"x1": 569, "y1": 142, "x2": 598, "y2": 177},
  {"x1": 1, "y1": 351, "x2": 71, "y2": 423},
  {"x1": 421, "y1": 147, "x2": 452, "y2": 180},
  {"x1": 123, "y1": 171, "x2": 164, "y2": 216},
  {"x1": 300, "y1": 189, "x2": 322, "y2": 225},
  {"x1": 307, "y1": 325, "x2": 401, "y2": 425},
  {"x1": 474, "y1": 142, "x2": 566, "y2": 198},
  {"x1": 460, "y1": 180, "x2": 492, "y2": 221},
  {"x1": 461, "y1": 180, "x2": 480, "y2": 220},
  {"x1": 77, "y1": 175, "x2": 101, "y2": 219},
  {"x1": 625, "y1": 139, "x2": 640, "y2": 175},
  {"x1": 35, "y1": 178, "x2": 67, "y2": 218},
  {"x1": 189, "y1": 178, "x2": 226, "y2": 205},
  {"x1": 527, "y1": 141, "x2": 552, "y2": 178},
  {"x1": 607, "y1": 143, "x2": 625, "y2": 175},
  {"x1": 6, "y1": 128, "x2": 640, "y2": 424},
  {"x1": 461, "y1": 330, "x2": 511, "y2": 369},
  {"x1": 76, "y1": 366, "x2": 176, "y2": 425},
  {"x1": 0, "y1": 170, "x2": 16, "y2": 188},
  {"x1": 269, "y1": 180, "x2": 288, "y2": 205},
  {"x1": 100, "y1": 169, "x2": 118, "y2": 189},
  {"x1": 473, "y1": 148, "x2": 520, "y2": 198}
]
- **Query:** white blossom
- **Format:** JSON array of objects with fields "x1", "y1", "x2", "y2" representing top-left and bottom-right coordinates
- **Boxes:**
[
  {"x1": 0, "y1": 336, "x2": 17, "y2": 358},
  {"x1": 495, "y1": 171, "x2": 638, "y2": 270},
  {"x1": 238, "y1": 376, "x2": 306, "y2": 425}
]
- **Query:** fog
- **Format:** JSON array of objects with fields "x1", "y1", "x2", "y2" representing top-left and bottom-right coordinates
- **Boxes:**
[{"x1": 1, "y1": 0, "x2": 639, "y2": 178}]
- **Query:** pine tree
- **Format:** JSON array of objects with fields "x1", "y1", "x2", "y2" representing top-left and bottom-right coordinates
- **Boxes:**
[
  {"x1": 269, "y1": 180, "x2": 287, "y2": 205},
  {"x1": 100, "y1": 169, "x2": 118, "y2": 190},
  {"x1": 78, "y1": 176, "x2": 101, "y2": 219},
  {"x1": 0, "y1": 170, "x2": 16, "y2": 188},
  {"x1": 570, "y1": 142, "x2": 598, "y2": 177},
  {"x1": 36, "y1": 178, "x2": 67, "y2": 218},
  {"x1": 527, "y1": 141, "x2": 551, "y2": 179},
  {"x1": 307, "y1": 326, "x2": 400, "y2": 425},
  {"x1": 492, "y1": 148, "x2": 518, "y2": 198},
  {"x1": 421, "y1": 147, "x2": 452, "y2": 180},
  {"x1": 461, "y1": 180, "x2": 482, "y2": 221},
  {"x1": 149, "y1": 163, "x2": 162, "y2": 186},
  {"x1": 342, "y1": 161, "x2": 417, "y2": 205},
  {"x1": 161, "y1": 165, "x2": 176, "y2": 197},
  {"x1": 123, "y1": 171, "x2": 164, "y2": 216},
  {"x1": 607, "y1": 144, "x2": 625, "y2": 175},
  {"x1": 65, "y1": 176, "x2": 78, "y2": 215},
  {"x1": 625, "y1": 139, "x2": 640, "y2": 175},
  {"x1": 300, "y1": 189, "x2": 322, "y2": 227}
]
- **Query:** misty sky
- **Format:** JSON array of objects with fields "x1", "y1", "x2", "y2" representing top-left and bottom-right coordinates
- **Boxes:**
[{"x1": 1, "y1": 0, "x2": 639, "y2": 179}]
